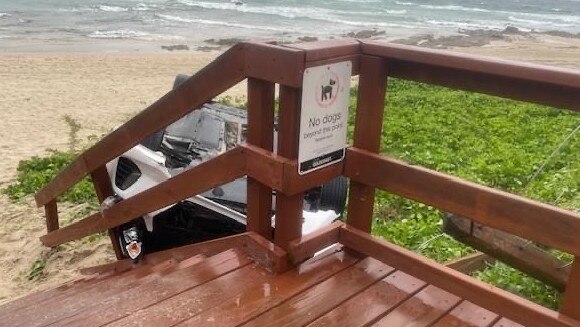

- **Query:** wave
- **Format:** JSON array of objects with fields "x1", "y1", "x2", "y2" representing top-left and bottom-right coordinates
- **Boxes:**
[
  {"x1": 394, "y1": 2, "x2": 580, "y2": 27},
  {"x1": 97, "y1": 5, "x2": 129, "y2": 12},
  {"x1": 424, "y1": 20, "x2": 504, "y2": 30},
  {"x1": 158, "y1": 10, "x2": 412, "y2": 32},
  {"x1": 384, "y1": 10, "x2": 407, "y2": 15},
  {"x1": 514, "y1": 12, "x2": 580, "y2": 24},
  {"x1": 59, "y1": 3, "x2": 159, "y2": 13},
  {"x1": 155, "y1": 14, "x2": 297, "y2": 33},
  {"x1": 508, "y1": 16, "x2": 575, "y2": 29},
  {"x1": 0, "y1": 12, "x2": 11, "y2": 18},
  {"x1": 336, "y1": 0, "x2": 380, "y2": 3},
  {"x1": 331, "y1": 18, "x2": 417, "y2": 29},
  {"x1": 133, "y1": 3, "x2": 160, "y2": 11},
  {"x1": 176, "y1": 0, "x2": 388, "y2": 20},
  {"x1": 87, "y1": 29, "x2": 150, "y2": 39},
  {"x1": 419, "y1": 5, "x2": 491, "y2": 13},
  {"x1": 87, "y1": 29, "x2": 184, "y2": 40}
]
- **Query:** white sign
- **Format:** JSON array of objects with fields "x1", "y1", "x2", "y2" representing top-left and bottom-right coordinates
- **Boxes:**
[{"x1": 298, "y1": 61, "x2": 352, "y2": 175}]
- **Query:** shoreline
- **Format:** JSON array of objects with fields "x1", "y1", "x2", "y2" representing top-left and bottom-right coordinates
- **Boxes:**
[
  {"x1": 1, "y1": 26, "x2": 580, "y2": 55},
  {"x1": 1, "y1": 34, "x2": 580, "y2": 304}
]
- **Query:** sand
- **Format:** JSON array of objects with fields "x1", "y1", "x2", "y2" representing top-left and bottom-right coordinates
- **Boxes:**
[
  {"x1": 0, "y1": 50, "x2": 248, "y2": 304},
  {"x1": 1, "y1": 34, "x2": 580, "y2": 304}
]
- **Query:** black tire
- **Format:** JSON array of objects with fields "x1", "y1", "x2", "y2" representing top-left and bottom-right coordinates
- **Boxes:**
[
  {"x1": 140, "y1": 74, "x2": 190, "y2": 151},
  {"x1": 173, "y1": 74, "x2": 190, "y2": 89},
  {"x1": 319, "y1": 176, "x2": 348, "y2": 215}
]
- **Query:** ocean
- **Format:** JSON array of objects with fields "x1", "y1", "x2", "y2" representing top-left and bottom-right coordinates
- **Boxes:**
[{"x1": 1, "y1": 0, "x2": 579, "y2": 51}]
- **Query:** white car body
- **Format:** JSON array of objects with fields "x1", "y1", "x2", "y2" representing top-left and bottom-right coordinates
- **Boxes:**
[{"x1": 106, "y1": 127, "x2": 339, "y2": 237}]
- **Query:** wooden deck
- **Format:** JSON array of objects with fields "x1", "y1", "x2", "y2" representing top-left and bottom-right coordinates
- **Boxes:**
[
  {"x1": 0, "y1": 239, "x2": 524, "y2": 327},
  {"x1": 12, "y1": 39, "x2": 580, "y2": 326}
]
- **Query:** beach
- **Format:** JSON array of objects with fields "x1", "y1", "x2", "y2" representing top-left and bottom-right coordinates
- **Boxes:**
[
  {"x1": 0, "y1": 50, "x2": 247, "y2": 303},
  {"x1": 1, "y1": 32, "x2": 580, "y2": 304}
]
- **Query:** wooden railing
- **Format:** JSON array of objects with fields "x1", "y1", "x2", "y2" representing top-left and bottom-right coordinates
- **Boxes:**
[{"x1": 36, "y1": 39, "x2": 580, "y2": 325}]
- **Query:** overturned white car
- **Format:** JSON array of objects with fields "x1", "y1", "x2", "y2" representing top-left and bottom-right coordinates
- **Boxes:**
[{"x1": 106, "y1": 75, "x2": 348, "y2": 260}]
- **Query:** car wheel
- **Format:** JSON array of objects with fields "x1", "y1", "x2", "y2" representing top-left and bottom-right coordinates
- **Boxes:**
[
  {"x1": 139, "y1": 74, "x2": 190, "y2": 151},
  {"x1": 319, "y1": 176, "x2": 348, "y2": 216},
  {"x1": 173, "y1": 74, "x2": 190, "y2": 89}
]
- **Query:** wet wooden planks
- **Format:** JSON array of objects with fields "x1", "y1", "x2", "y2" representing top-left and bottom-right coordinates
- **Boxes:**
[
  {"x1": 0, "y1": 248, "x2": 529, "y2": 327},
  {"x1": 307, "y1": 271, "x2": 427, "y2": 327}
]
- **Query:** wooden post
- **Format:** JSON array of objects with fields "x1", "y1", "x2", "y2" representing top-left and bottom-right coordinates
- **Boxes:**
[
  {"x1": 346, "y1": 55, "x2": 387, "y2": 232},
  {"x1": 246, "y1": 78, "x2": 275, "y2": 239},
  {"x1": 90, "y1": 165, "x2": 124, "y2": 259},
  {"x1": 561, "y1": 259, "x2": 580, "y2": 320},
  {"x1": 44, "y1": 199, "x2": 59, "y2": 233},
  {"x1": 274, "y1": 86, "x2": 303, "y2": 249}
]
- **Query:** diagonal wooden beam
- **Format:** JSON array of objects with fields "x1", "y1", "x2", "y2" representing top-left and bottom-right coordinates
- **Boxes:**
[
  {"x1": 443, "y1": 214, "x2": 571, "y2": 291},
  {"x1": 35, "y1": 44, "x2": 247, "y2": 207},
  {"x1": 40, "y1": 147, "x2": 246, "y2": 247}
]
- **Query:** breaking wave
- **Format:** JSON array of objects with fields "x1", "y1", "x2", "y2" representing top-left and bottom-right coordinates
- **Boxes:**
[{"x1": 155, "y1": 14, "x2": 296, "y2": 33}]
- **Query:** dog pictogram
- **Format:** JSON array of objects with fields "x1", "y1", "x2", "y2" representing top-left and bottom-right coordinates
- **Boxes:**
[{"x1": 321, "y1": 79, "x2": 336, "y2": 102}]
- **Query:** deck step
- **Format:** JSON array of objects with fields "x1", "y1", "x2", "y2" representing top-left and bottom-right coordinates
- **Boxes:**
[
  {"x1": 242, "y1": 257, "x2": 394, "y2": 327},
  {"x1": 47, "y1": 249, "x2": 249, "y2": 327},
  {"x1": 177, "y1": 248, "x2": 361, "y2": 327},
  {"x1": 307, "y1": 271, "x2": 427, "y2": 327},
  {"x1": 0, "y1": 251, "x2": 215, "y2": 327},
  {"x1": 0, "y1": 241, "x2": 556, "y2": 327},
  {"x1": 372, "y1": 285, "x2": 462, "y2": 326}
]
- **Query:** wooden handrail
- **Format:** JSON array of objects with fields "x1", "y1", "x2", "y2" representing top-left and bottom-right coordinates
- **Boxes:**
[
  {"x1": 361, "y1": 41, "x2": 580, "y2": 112},
  {"x1": 362, "y1": 41, "x2": 580, "y2": 90},
  {"x1": 35, "y1": 44, "x2": 246, "y2": 207},
  {"x1": 242, "y1": 144, "x2": 344, "y2": 196},
  {"x1": 40, "y1": 147, "x2": 246, "y2": 247},
  {"x1": 344, "y1": 147, "x2": 580, "y2": 256}
]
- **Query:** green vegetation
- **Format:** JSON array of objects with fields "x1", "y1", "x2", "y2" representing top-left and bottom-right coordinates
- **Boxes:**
[
  {"x1": 474, "y1": 262, "x2": 562, "y2": 309},
  {"x1": 2, "y1": 150, "x2": 96, "y2": 203},
  {"x1": 27, "y1": 257, "x2": 46, "y2": 281},
  {"x1": 63, "y1": 114, "x2": 82, "y2": 152},
  {"x1": 2, "y1": 115, "x2": 98, "y2": 204},
  {"x1": 2, "y1": 149, "x2": 97, "y2": 204},
  {"x1": 348, "y1": 79, "x2": 580, "y2": 309},
  {"x1": 216, "y1": 95, "x2": 247, "y2": 109}
]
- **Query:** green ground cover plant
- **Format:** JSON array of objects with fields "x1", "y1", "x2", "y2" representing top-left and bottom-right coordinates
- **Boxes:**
[
  {"x1": 350, "y1": 79, "x2": 580, "y2": 309},
  {"x1": 3, "y1": 149, "x2": 97, "y2": 204},
  {"x1": 3, "y1": 115, "x2": 98, "y2": 205}
]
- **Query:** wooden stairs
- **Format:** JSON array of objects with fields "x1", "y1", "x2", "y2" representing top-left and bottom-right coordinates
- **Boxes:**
[
  {"x1": 6, "y1": 39, "x2": 580, "y2": 326},
  {"x1": 0, "y1": 232, "x2": 526, "y2": 327}
]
